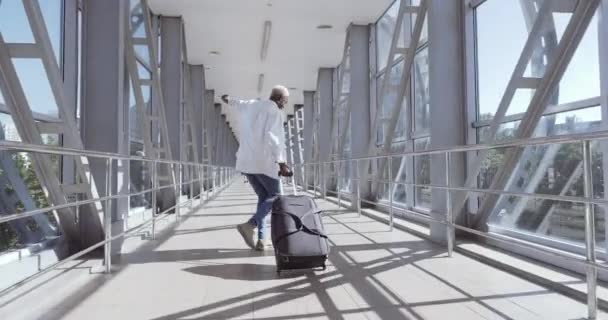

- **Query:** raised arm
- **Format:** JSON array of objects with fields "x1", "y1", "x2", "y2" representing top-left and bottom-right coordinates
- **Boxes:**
[{"x1": 221, "y1": 94, "x2": 256, "y2": 110}]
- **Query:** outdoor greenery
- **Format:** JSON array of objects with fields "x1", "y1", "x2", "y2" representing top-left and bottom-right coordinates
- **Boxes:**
[{"x1": 0, "y1": 132, "x2": 60, "y2": 252}]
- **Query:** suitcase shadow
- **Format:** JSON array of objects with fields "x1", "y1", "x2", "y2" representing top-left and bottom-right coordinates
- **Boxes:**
[{"x1": 183, "y1": 263, "x2": 309, "y2": 281}]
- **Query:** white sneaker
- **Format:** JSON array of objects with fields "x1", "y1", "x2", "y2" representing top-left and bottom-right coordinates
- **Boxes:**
[
  {"x1": 237, "y1": 223, "x2": 256, "y2": 249},
  {"x1": 255, "y1": 239, "x2": 273, "y2": 251}
]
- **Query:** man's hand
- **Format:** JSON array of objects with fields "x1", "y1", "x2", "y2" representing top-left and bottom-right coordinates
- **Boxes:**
[
  {"x1": 221, "y1": 94, "x2": 229, "y2": 104},
  {"x1": 278, "y1": 163, "x2": 292, "y2": 177}
]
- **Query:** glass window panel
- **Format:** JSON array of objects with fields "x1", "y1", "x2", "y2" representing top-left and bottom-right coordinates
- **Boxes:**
[
  {"x1": 38, "y1": 0, "x2": 62, "y2": 64},
  {"x1": 413, "y1": 48, "x2": 429, "y2": 132},
  {"x1": 506, "y1": 89, "x2": 536, "y2": 117},
  {"x1": 137, "y1": 61, "x2": 151, "y2": 80},
  {"x1": 554, "y1": 14, "x2": 600, "y2": 104},
  {"x1": 129, "y1": 142, "x2": 151, "y2": 211},
  {"x1": 478, "y1": 106, "x2": 602, "y2": 144},
  {"x1": 76, "y1": 10, "x2": 83, "y2": 120},
  {"x1": 487, "y1": 143, "x2": 605, "y2": 251},
  {"x1": 0, "y1": 80, "x2": 3, "y2": 106},
  {"x1": 0, "y1": 113, "x2": 21, "y2": 142},
  {"x1": 12, "y1": 59, "x2": 60, "y2": 118},
  {"x1": 376, "y1": 0, "x2": 401, "y2": 72},
  {"x1": 477, "y1": 2, "x2": 599, "y2": 120},
  {"x1": 338, "y1": 160, "x2": 351, "y2": 193},
  {"x1": 476, "y1": 0, "x2": 541, "y2": 119},
  {"x1": 376, "y1": 73, "x2": 386, "y2": 145},
  {"x1": 130, "y1": 0, "x2": 146, "y2": 38},
  {"x1": 0, "y1": 1, "x2": 35, "y2": 43},
  {"x1": 135, "y1": 45, "x2": 150, "y2": 66},
  {"x1": 376, "y1": 61, "x2": 407, "y2": 145},
  {"x1": 378, "y1": 142, "x2": 408, "y2": 206},
  {"x1": 391, "y1": 147, "x2": 409, "y2": 206},
  {"x1": 414, "y1": 137, "x2": 431, "y2": 208}
]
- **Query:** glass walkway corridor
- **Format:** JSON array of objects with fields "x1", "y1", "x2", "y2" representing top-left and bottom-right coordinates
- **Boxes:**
[
  {"x1": 1, "y1": 181, "x2": 604, "y2": 319},
  {"x1": 0, "y1": 0, "x2": 607, "y2": 319}
]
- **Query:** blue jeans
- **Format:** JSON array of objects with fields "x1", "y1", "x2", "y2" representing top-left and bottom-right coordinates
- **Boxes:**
[{"x1": 245, "y1": 174, "x2": 280, "y2": 240}]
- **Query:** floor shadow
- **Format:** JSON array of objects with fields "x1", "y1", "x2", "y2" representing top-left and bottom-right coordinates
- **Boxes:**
[
  {"x1": 184, "y1": 213, "x2": 254, "y2": 218},
  {"x1": 200, "y1": 202, "x2": 257, "y2": 209},
  {"x1": 172, "y1": 225, "x2": 237, "y2": 236},
  {"x1": 183, "y1": 263, "x2": 308, "y2": 281},
  {"x1": 122, "y1": 248, "x2": 260, "y2": 264}
]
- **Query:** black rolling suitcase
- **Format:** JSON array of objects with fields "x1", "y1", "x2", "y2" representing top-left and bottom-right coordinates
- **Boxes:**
[{"x1": 271, "y1": 195, "x2": 329, "y2": 274}]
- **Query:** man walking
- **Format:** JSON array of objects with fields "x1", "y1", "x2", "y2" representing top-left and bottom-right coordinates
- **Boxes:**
[{"x1": 221, "y1": 86, "x2": 291, "y2": 251}]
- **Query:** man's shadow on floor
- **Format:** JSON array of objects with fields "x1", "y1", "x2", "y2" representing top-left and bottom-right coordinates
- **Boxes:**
[{"x1": 183, "y1": 263, "x2": 309, "y2": 281}]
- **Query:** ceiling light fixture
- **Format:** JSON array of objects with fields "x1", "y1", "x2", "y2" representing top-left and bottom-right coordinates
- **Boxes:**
[
  {"x1": 257, "y1": 73, "x2": 265, "y2": 93},
  {"x1": 316, "y1": 24, "x2": 333, "y2": 29},
  {"x1": 209, "y1": 50, "x2": 220, "y2": 56},
  {"x1": 260, "y1": 21, "x2": 272, "y2": 61}
]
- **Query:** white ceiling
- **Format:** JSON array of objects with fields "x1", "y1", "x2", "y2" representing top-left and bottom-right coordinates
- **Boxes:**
[{"x1": 148, "y1": 0, "x2": 391, "y2": 136}]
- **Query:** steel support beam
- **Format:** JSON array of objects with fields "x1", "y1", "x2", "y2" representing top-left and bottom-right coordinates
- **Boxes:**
[
  {"x1": 348, "y1": 24, "x2": 372, "y2": 203},
  {"x1": 317, "y1": 68, "x2": 334, "y2": 192},
  {"x1": 191, "y1": 65, "x2": 205, "y2": 163},
  {"x1": 303, "y1": 91, "x2": 315, "y2": 186},
  {"x1": 82, "y1": 0, "x2": 129, "y2": 251},
  {"x1": 427, "y1": 0, "x2": 466, "y2": 243},
  {"x1": 468, "y1": 0, "x2": 600, "y2": 228},
  {"x1": 160, "y1": 17, "x2": 183, "y2": 164}
]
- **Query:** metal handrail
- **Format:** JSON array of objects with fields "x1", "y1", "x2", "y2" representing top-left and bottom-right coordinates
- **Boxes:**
[
  {"x1": 0, "y1": 141, "x2": 237, "y2": 298},
  {"x1": 292, "y1": 132, "x2": 608, "y2": 318},
  {"x1": 300, "y1": 129, "x2": 608, "y2": 164},
  {"x1": 0, "y1": 139, "x2": 229, "y2": 167}
]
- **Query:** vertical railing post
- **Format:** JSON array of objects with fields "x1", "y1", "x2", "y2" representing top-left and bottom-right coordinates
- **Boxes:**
[
  {"x1": 151, "y1": 161, "x2": 157, "y2": 240},
  {"x1": 338, "y1": 161, "x2": 342, "y2": 208},
  {"x1": 583, "y1": 140, "x2": 597, "y2": 319},
  {"x1": 356, "y1": 159, "x2": 361, "y2": 217},
  {"x1": 388, "y1": 156, "x2": 394, "y2": 231},
  {"x1": 304, "y1": 164, "x2": 308, "y2": 192},
  {"x1": 313, "y1": 163, "x2": 317, "y2": 196},
  {"x1": 445, "y1": 152, "x2": 454, "y2": 257},
  {"x1": 190, "y1": 164, "x2": 194, "y2": 209},
  {"x1": 176, "y1": 163, "x2": 182, "y2": 220},
  {"x1": 104, "y1": 158, "x2": 113, "y2": 274},
  {"x1": 198, "y1": 164, "x2": 205, "y2": 205},
  {"x1": 212, "y1": 167, "x2": 216, "y2": 198},
  {"x1": 320, "y1": 163, "x2": 324, "y2": 199}
]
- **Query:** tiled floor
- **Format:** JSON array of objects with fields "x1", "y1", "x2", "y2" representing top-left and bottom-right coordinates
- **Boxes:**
[{"x1": 1, "y1": 181, "x2": 604, "y2": 319}]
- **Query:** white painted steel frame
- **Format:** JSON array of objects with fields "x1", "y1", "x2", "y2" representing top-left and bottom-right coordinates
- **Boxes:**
[
  {"x1": 0, "y1": 0, "x2": 105, "y2": 247},
  {"x1": 0, "y1": 139, "x2": 235, "y2": 298},
  {"x1": 125, "y1": 0, "x2": 177, "y2": 203},
  {"x1": 181, "y1": 33, "x2": 201, "y2": 195},
  {"x1": 366, "y1": 0, "x2": 428, "y2": 205},
  {"x1": 464, "y1": 0, "x2": 601, "y2": 229},
  {"x1": 296, "y1": 130, "x2": 608, "y2": 319}
]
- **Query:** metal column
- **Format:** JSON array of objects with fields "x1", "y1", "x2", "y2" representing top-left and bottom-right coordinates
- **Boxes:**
[{"x1": 428, "y1": 0, "x2": 466, "y2": 243}]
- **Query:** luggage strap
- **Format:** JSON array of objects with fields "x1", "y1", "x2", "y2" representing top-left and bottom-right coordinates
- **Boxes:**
[{"x1": 274, "y1": 209, "x2": 327, "y2": 245}]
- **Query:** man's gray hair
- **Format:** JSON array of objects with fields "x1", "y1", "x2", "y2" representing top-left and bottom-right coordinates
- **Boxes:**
[{"x1": 271, "y1": 85, "x2": 290, "y2": 97}]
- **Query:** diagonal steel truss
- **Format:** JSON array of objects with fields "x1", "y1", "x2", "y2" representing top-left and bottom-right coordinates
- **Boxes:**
[
  {"x1": 480, "y1": 0, "x2": 560, "y2": 229},
  {"x1": 330, "y1": 32, "x2": 351, "y2": 160},
  {"x1": 0, "y1": 0, "x2": 105, "y2": 249},
  {"x1": 462, "y1": 0, "x2": 601, "y2": 229},
  {"x1": 364, "y1": 0, "x2": 428, "y2": 193},
  {"x1": 125, "y1": 0, "x2": 177, "y2": 208}
]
